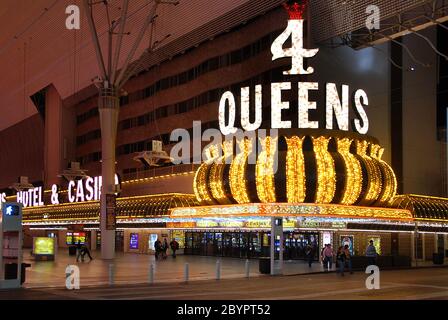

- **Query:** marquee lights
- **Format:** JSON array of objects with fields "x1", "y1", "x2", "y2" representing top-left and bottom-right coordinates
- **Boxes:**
[
  {"x1": 256, "y1": 136, "x2": 278, "y2": 203},
  {"x1": 285, "y1": 136, "x2": 306, "y2": 203},
  {"x1": 337, "y1": 138, "x2": 362, "y2": 205},
  {"x1": 193, "y1": 146, "x2": 215, "y2": 205},
  {"x1": 371, "y1": 145, "x2": 397, "y2": 205},
  {"x1": 356, "y1": 140, "x2": 382, "y2": 205},
  {"x1": 313, "y1": 136, "x2": 336, "y2": 203},
  {"x1": 209, "y1": 143, "x2": 231, "y2": 205},
  {"x1": 170, "y1": 203, "x2": 413, "y2": 221},
  {"x1": 229, "y1": 139, "x2": 252, "y2": 204}
]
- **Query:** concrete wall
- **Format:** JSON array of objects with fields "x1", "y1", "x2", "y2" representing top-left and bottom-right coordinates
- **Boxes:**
[
  {"x1": 0, "y1": 114, "x2": 44, "y2": 189},
  {"x1": 313, "y1": 43, "x2": 392, "y2": 163},
  {"x1": 402, "y1": 27, "x2": 444, "y2": 196}
]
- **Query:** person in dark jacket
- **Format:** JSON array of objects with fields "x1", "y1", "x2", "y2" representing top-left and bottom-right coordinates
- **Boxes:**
[
  {"x1": 76, "y1": 240, "x2": 83, "y2": 262},
  {"x1": 154, "y1": 239, "x2": 162, "y2": 260},
  {"x1": 337, "y1": 246, "x2": 345, "y2": 276},
  {"x1": 81, "y1": 242, "x2": 93, "y2": 262},
  {"x1": 170, "y1": 239, "x2": 179, "y2": 258},
  {"x1": 305, "y1": 244, "x2": 314, "y2": 268},
  {"x1": 162, "y1": 238, "x2": 169, "y2": 259}
]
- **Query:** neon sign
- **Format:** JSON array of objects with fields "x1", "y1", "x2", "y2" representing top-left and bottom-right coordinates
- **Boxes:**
[{"x1": 218, "y1": 2, "x2": 369, "y2": 135}]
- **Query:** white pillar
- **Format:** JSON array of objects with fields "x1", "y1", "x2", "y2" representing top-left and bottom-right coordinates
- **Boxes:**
[{"x1": 98, "y1": 87, "x2": 119, "y2": 260}]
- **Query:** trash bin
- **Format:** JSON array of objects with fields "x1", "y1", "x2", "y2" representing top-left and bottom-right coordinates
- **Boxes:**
[
  {"x1": 433, "y1": 253, "x2": 444, "y2": 265},
  {"x1": 4, "y1": 263, "x2": 31, "y2": 284},
  {"x1": 69, "y1": 246, "x2": 77, "y2": 256},
  {"x1": 259, "y1": 257, "x2": 270, "y2": 274}
]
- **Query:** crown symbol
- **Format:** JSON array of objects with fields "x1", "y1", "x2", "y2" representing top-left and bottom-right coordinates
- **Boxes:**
[{"x1": 283, "y1": 1, "x2": 307, "y2": 20}]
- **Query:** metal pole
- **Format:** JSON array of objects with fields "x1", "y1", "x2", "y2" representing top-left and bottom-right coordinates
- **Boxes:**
[
  {"x1": 17, "y1": 231, "x2": 22, "y2": 286},
  {"x1": 115, "y1": 3, "x2": 159, "y2": 88},
  {"x1": 109, "y1": 263, "x2": 115, "y2": 286},
  {"x1": 270, "y1": 217, "x2": 275, "y2": 276},
  {"x1": 215, "y1": 260, "x2": 221, "y2": 280},
  {"x1": 0, "y1": 212, "x2": 3, "y2": 281},
  {"x1": 82, "y1": 0, "x2": 107, "y2": 80},
  {"x1": 245, "y1": 259, "x2": 250, "y2": 278},
  {"x1": 279, "y1": 226, "x2": 284, "y2": 275},
  {"x1": 149, "y1": 263, "x2": 154, "y2": 284},
  {"x1": 110, "y1": 0, "x2": 129, "y2": 83},
  {"x1": 184, "y1": 263, "x2": 189, "y2": 282},
  {"x1": 415, "y1": 223, "x2": 419, "y2": 268}
]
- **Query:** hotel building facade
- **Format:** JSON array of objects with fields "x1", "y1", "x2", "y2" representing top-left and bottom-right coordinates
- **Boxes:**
[{"x1": 0, "y1": 1, "x2": 447, "y2": 265}]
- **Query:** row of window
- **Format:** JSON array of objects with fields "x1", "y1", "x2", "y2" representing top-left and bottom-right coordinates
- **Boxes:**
[
  {"x1": 77, "y1": 120, "x2": 219, "y2": 165},
  {"x1": 75, "y1": 29, "x2": 281, "y2": 126},
  {"x1": 76, "y1": 129, "x2": 101, "y2": 146},
  {"x1": 77, "y1": 89, "x2": 222, "y2": 146},
  {"x1": 76, "y1": 63, "x2": 288, "y2": 164},
  {"x1": 76, "y1": 58, "x2": 290, "y2": 147}
]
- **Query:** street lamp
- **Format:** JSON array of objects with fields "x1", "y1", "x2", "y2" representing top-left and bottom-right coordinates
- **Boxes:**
[{"x1": 82, "y1": 0, "x2": 178, "y2": 259}]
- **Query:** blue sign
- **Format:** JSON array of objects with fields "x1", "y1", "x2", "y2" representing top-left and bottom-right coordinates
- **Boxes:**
[
  {"x1": 130, "y1": 233, "x2": 139, "y2": 249},
  {"x1": 5, "y1": 205, "x2": 20, "y2": 216},
  {"x1": 2, "y1": 202, "x2": 22, "y2": 232}
]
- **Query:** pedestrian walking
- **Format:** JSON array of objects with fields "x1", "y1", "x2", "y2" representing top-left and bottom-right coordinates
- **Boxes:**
[
  {"x1": 343, "y1": 244, "x2": 352, "y2": 274},
  {"x1": 81, "y1": 242, "x2": 93, "y2": 262},
  {"x1": 154, "y1": 239, "x2": 162, "y2": 260},
  {"x1": 170, "y1": 239, "x2": 179, "y2": 258},
  {"x1": 162, "y1": 238, "x2": 169, "y2": 259},
  {"x1": 322, "y1": 244, "x2": 334, "y2": 272},
  {"x1": 305, "y1": 244, "x2": 314, "y2": 268},
  {"x1": 366, "y1": 240, "x2": 378, "y2": 266},
  {"x1": 337, "y1": 246, "x2": 345, "y2": 276},
  {"x1": 75, "y1": 240, "x2": 83, "y2": 262}
]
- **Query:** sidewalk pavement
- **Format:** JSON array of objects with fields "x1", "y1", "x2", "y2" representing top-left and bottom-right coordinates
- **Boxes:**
[{"x1": 20, "y1": 249, "x2": 447, "y2": 289}]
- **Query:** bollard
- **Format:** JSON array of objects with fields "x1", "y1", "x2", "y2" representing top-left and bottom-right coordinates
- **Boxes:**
[
  {"x1": 109, "y1": 264, "x2": 115, "y2": 286},
  {"x1": 148, "y1": 263, "x2": 155, "y2": 284},
  {"x1": 216, "y1": 260, "x2": 221, "y2": 280},
  {"x1": 245, "y1": 259, "x2": 250, "y2": 278},
  {"x1": 184, "y1": 263, "x2": 189, "y2": 283}
]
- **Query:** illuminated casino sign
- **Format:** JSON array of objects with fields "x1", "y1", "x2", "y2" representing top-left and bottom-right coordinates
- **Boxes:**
[
  {"x1": 194, "y1": 2, "x2": 398, "y2": 209},
  {"x1": 16, "y1": 187, "x2": 44, "y2": 208},
  {"x1": 218, "y1": 2, "x2": 369, "y2": 135},
  {"x1": 11, "y1": 174, "x2": 120, "y2": 208},
  {"x1": 66, "y1": 174, "x2": 119, "y2": 203}
]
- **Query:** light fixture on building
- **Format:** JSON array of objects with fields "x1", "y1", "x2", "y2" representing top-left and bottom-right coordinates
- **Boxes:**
[
  {"x1": 133, "y1": 140, "x2": 173, "y2": 167},
  {"x1": 9, "y1": 176, "x2": 34, "y2": 192},
  {"x1": 58, "y1": 162, "x2": 89, "y2": 182}
]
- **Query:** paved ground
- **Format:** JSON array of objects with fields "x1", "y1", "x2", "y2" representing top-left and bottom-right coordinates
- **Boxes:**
[
  {"x1": 20, "y1": 249, "x2": 333, "y2": 288},
  {"x1": 1, "y1": 267, "x2": 448, "y2": 300}
]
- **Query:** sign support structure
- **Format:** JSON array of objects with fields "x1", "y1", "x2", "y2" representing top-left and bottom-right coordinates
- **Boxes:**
[
  {"x1": 0, "y1": 202, "x2": 23, "y2": 289},
  {"x1": 270, "y1": 217, "x2": 284, "y2": 275}
]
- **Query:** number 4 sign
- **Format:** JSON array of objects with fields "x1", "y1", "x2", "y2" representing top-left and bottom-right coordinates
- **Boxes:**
[{"x1": 271, "y1": 2, "x2": 319, "y2": 75}]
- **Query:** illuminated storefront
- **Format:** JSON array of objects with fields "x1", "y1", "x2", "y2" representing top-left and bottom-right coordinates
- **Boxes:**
[{"x1": 4, "y1": 2, "x2": 448, "y2": 264}]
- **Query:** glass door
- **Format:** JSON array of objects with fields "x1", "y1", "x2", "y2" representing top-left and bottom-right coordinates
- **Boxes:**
[{"x1": 223, "y1": 233, "x2": 232, "y2": 257}]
